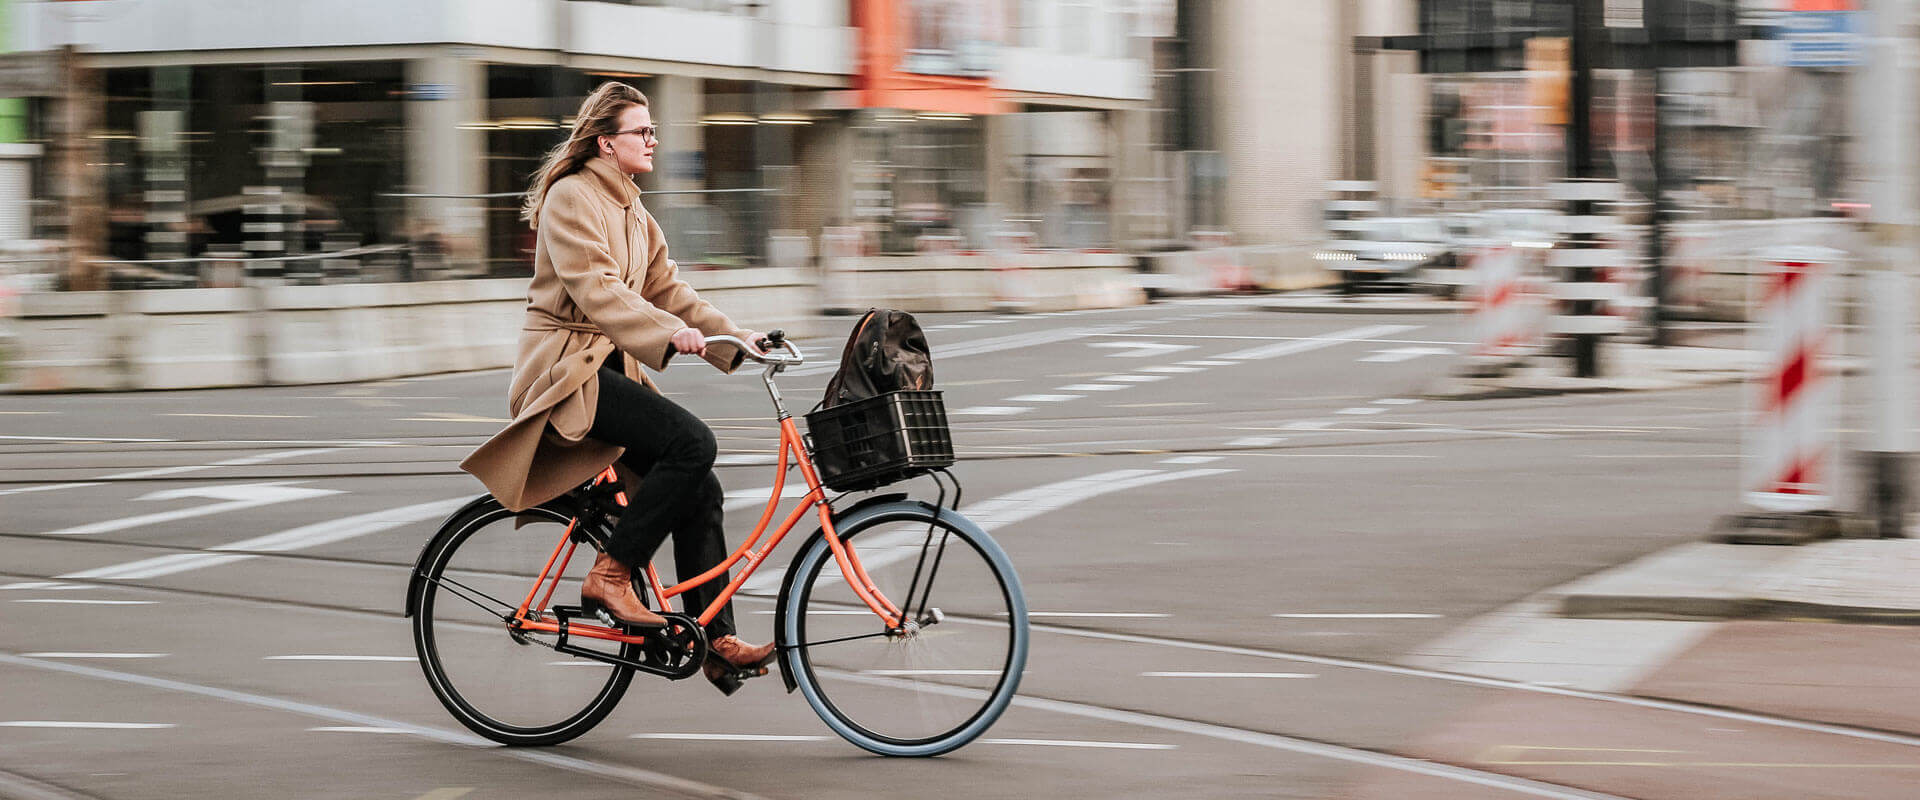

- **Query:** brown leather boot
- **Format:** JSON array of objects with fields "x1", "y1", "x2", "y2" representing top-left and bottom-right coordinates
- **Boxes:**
[
  {"x1": 703, "y1": 634, "x2": 777, "y2": 696},
  {"x1": 580, "y1": 552, "x2": 666, "y2": 629}
]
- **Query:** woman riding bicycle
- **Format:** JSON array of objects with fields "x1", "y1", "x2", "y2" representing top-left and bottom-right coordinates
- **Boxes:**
[{"x1": 461, "y1": 81, "x2": 775, "y2": 695}]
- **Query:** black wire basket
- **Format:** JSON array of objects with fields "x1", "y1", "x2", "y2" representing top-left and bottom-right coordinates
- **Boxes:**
[{"x1": 805, "y1": 390, "x2": 955, "y2": 492}]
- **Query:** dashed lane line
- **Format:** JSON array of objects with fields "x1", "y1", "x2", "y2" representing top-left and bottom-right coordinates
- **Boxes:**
[{"x1": 819, "y1": 670, "x2": 1632, "y2": 800}]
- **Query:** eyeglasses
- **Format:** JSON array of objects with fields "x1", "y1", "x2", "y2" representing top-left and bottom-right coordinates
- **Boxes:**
[{"x1": 611, "y1": 126, "x2": 659, "y2": 144}]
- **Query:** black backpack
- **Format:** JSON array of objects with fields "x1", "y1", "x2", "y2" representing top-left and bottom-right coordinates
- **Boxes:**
[{"x1": 821, "y1": 308, "x2": 934, "y2": 409}]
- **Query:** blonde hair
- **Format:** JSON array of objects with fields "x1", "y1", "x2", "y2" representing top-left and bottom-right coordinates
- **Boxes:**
[{"x1": 521, "y1": 81, "x2": 650, "y2": 227}]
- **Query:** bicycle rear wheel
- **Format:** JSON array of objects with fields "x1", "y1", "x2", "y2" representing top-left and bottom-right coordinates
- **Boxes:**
[
  {"x1": 782, "y1": 502, "x2": 1027, "y2": 757},
  {"x1": 410, "y1": 498, "x2": 636, "y2": 746}
]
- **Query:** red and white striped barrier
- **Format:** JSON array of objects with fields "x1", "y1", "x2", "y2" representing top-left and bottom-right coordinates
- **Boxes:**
[
  {"x1": 1192, "y1": 230, "x2": 1255, "y2": 293},
  {"x1": 1471, "y1": 246, "x2": 1548, "y2": 359},
  {"x1": 1744, "y1": 247, "x2": 1840, "y2": 512}
]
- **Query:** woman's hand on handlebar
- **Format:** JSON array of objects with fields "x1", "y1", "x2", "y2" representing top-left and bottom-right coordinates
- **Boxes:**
[
  {"x1": 670, "y1": 327, "x2": 707, "y2": 357},
  {"x1": 736, "y1": 330, "x2": 768, "y2": 356}
]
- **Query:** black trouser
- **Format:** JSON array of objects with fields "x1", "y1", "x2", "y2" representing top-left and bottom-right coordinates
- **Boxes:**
[{"x1": 587, "y1": 366, "x2": 736, "y2": 639}]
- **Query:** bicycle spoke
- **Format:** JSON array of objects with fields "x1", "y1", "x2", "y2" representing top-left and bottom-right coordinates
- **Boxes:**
[
  {"x1": 793, "y1": 630, "x2": 894, "y2": 650},
  {"x1": 423, "y1": 574, "x2": 517, "y2": 619}
]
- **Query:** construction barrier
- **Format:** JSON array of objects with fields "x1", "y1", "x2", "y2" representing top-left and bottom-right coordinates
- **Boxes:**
[
  {"x1": 990, "y1": 231, "x2": 1039, "y2": 312},
  {"x1": 1470, "y1": 246, "x2": 1549, "y2": 360},
  {"x1": 1191, "y1": 230, "x2": 1256, "y2": 292},
  {"x1": 1743, "y1": 247, "x2": 1841, "y2": 512}
]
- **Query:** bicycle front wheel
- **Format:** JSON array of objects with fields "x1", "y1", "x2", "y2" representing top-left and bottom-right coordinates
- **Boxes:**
[
  {"x1": 782, "y1": 502, "x2": 1028, "y2": 757},
  {"x1": 410, "y1": 498, "x2": 636, "y2": 746}
]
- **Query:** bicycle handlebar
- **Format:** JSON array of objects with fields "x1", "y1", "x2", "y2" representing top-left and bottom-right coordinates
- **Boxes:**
[{"x1": 705, "y1": 332, "x2": 804, "y2": 367}]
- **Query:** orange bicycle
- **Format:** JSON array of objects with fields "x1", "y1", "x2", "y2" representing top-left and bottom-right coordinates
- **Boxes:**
[{"x1": 405, "y1": 333, "x2": 1028, "y2": 757}]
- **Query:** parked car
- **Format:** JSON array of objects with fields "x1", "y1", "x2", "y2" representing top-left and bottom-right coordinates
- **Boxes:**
[{"x1": 1317, "y1": 216, "x2": 1451, "y2": 294}]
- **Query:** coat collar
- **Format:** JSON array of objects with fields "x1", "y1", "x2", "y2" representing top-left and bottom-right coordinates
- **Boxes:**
[{"x1": 581, "y1": 157, "x2": 642, "y2": 209}]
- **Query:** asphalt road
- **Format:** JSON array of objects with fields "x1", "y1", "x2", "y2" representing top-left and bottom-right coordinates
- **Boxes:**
[{"x1": 2, "y1": 298, "x2": 1909, "y2": 799}]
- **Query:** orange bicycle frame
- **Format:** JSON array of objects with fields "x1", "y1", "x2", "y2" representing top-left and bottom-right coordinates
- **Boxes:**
[{"x1": 508, "y1": 415, "x2": 902, "y2": 646}]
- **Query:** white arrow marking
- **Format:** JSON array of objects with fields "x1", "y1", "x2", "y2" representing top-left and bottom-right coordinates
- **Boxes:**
[
  {"x1": 1088, "y1": 341, "x2": 1198, "y2": 358},
  {"x1": 1216, "y1": 324, "x2": 1419, "y2": 361},
  {"x1": 1359, "y1": 346, "x2": 1454, "y2": 363},
  {"x1": 44, "y1": 482, "x2": 345, "y2": 536}
]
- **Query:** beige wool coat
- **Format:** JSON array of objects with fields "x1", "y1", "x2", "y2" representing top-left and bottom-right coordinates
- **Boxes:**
[{"x1": 461, "y1": 157, "x2": 749, "y2": 511}]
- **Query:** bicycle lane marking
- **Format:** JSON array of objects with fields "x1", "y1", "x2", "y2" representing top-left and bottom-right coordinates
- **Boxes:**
[
  {"x1": 738, "y1": 467, "x2": 1234, "y2": 595},
  {"x1": 0, "y1": 654, "x2": 770, "y2": 800},
  {"x1": 56, "y1": 496, "x2": 473, "y2": 581}
]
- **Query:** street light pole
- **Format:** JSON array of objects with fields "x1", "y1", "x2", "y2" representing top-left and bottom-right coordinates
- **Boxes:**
[{"x1": 1855, "y1": 0, "x2": 1916, "y2": 538}]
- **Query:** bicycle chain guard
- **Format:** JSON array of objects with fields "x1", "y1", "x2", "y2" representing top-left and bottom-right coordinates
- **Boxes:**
[{"x1": 543, "y1": 607, "x2": 708, "y2": 681}]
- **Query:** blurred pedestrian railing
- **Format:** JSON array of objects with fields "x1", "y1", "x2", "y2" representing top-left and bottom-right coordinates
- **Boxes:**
[{"x1": 0, "y1": 242, "x2": 421, "y2": 292}]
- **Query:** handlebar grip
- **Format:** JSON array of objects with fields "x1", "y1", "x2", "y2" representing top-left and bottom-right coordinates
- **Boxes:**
[{"x1": 762, "y1": 329, "x2": 786, "y2": 348}]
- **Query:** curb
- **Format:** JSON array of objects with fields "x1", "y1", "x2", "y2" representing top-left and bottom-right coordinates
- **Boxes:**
[{"x1": 1551, "y1": 540, "x2": 1920, "y2": 625}]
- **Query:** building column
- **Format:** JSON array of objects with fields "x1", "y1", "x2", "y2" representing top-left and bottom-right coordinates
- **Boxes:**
[
  {"x1": 649, "y1": 75, "x2": 706, "y2": 199},
  {"x1": 982, "y1": 112, "x2": 1021, "y2": 237},
  {"x1": 404, "y1": 52, "x2": 486, "y2": 274},
  {"x1": 1107, "y1": 107, "x2": 1155, "y2": 249}
]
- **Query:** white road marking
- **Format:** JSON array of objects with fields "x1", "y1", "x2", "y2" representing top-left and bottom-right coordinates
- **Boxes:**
[
  {"x1": 1227, "y1": 437, "x2": 1286, "y2": 447},
  {"x1": 1214, "y1": 324, "x2": 1420, "y2": 361},
  {"x1": 1360, "y1": 346, "x2": 1454, "y2": 363},
  {"x1": 1088, "y1": 341, "x2": 1197, "y2": 358},
  {"x1": 1159, "y1": 456, "x2": 1223, "y2": 465},
  {"x1": 21, "y1": 653, "x2": 165, "y2": 659},
  {"x1": 743, "y1": 468, "x2": 1233, "y2": 594},
  {"x1": 1273, "y1": 613, "x2": 1442, "y2": 619},
  {"x1": 14, "y1": 599, "x2": 158, "y2": 606},
  {"x1": 982, "y1": 738, "x2": 1177, "y2": 751},
  {"x1": 823, "y1": 669, "x2": 1637, "y2": 799},
  {"x1": 1026, "y1": 612, "x2": 1169, "y2": 618},
  {"x1": 1374, "y1": 398, "x2": 1423, "y2": 406},
  {"x1": 631, "y1": 733, "x2": 829, "y2": 743},
  {"x1": 862, "y1": 669, "x2": 1006, "y2": 676},
  {"x1": 43, "y1": 482, "x2": 344, "y2": 536},
  {"x1": 1097, "y1": 374, "x2": 1170, "y2": 383},
  {"x1": 308, "y1": 726, "x2": 415, "y2": 734},
  {"x1": 1335, "y1": 407, "x2": 1386, "y2": 416},
  {"x1": 264, "y1": 655, "x2": 415, "y2": 662},
  {"x1": 721, "y1": 484, "x2": 815, "y2": 512},
  {"x1": 1005, "y1": 394, "x2": 1081, "y2": 403},
  {"x1": 1055, "y1": 383, "x2": 1129, "y2": 392},
  {"x1": 0, "y1": 582, "x2": 85, "y2": 591},
  {"x1": 101, "y1": 447, "x2": 343, "y2": 481},
  {"x1": 951, "y1": 406, "x2": 1031, "y2": 416},
  {"x1": 1139, "y1": 366, "x2": 1205, "y2": 373},
  {"x1": 0, "y1": 482, "x2": 105, "y2": 497},
  {"x1": 1141, "y1": 672, "x2": 1316, "y2": 679},
  {"x1": 1282, "y1": 420, "x2": 1334, "y2": 430},
  {"x1": 1179, "y1": 360, "x2": 1235, "y2": 366},
  {"x1": 161, "y1": 413, "x2": 310, "y2": 419},
  {"x1": 714, "y1": 453, "x2": 779, "y2": 466},
  {"x1": 0, "y1": 411, "x2": 54, "y2": 414},
  {"x1": 0, "y1": 721, "x2": 173, "y2": 729},
  {"x1": 0, "y1": 655, "x2": 776, "y2": 800},
  {"x1": 61, "y1": 496, "x2": 472, "y2": 581},
  {"x1": 0, "y1": 435, "x2": 174, "y2": 443}
]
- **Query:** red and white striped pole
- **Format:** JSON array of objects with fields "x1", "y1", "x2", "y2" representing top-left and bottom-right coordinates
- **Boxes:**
[{"x1": 1744, "y1": 247, "x2": 1841, "y2": 512}]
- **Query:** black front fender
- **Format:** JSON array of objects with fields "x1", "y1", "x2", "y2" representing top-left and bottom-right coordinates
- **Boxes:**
[{"x1": 403, "y1": 494, "x2": 502, "y2": 618}]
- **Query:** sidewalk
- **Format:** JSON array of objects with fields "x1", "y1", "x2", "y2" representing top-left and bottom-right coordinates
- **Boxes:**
[
  {"x1": 1425, "y1": 344, "x2": 1777, "y2": 400},
  {"x1": 1553, "y1": 537, "x2": 1920, "y2": 624}
]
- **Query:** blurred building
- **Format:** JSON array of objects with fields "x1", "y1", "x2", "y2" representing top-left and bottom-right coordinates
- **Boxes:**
[
  {"x1": 9, "y1": 0, "x2": 1160, "y2": 279},
  {"x1": 1163, "y1": 0, "x2": 1426, "y2": 247}
]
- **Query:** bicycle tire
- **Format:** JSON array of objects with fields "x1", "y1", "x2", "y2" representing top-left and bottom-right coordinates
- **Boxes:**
[
  {"x1": 410, "y1": 496, "x2": 636, "y2": 746},
  {"x1": 780, "y1": 501, "x2": 1028, "y2": 757}
]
